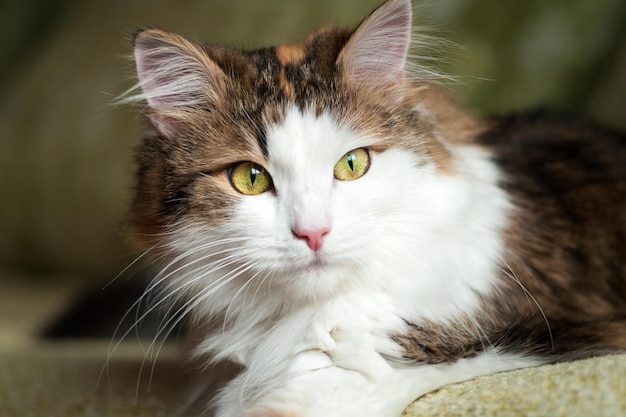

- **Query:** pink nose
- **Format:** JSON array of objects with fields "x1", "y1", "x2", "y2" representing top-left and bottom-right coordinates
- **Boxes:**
[{"x1": 292, "y1": 227, "x2": 330, "y2": 251}]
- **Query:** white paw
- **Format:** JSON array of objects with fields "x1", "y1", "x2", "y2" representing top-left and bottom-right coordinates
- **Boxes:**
[
  {"x1": 328, "y1": 327, "x2": 394, "y2": 381},
  {"x1": 242, "y1": 365, "x2": 406, "y2": 417}
]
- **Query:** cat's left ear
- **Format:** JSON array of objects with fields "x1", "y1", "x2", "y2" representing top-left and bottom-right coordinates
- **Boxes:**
[
  {"x1": 132, "y1": 28, "x2": 227, "y2": 137},
  {"x1": 337, "y1": 0, "x2": 412, "y2": 97}
]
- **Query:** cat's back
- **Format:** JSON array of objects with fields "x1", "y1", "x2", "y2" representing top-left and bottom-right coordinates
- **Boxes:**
[
  {"x1": 477, "y1": 113, "x2": 626, "y2": 315},
  {"x1": 481, "y1": 113, "x2": 626, "y2": 176},
  {"x1": 480, "y1": 112, "x2": 626, "y2": 211}
]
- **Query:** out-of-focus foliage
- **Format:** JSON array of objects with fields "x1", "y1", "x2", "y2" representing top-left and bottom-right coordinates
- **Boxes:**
[
  {"x1": 0, "y1": 0, "x2": 624, "y2": 281},
  {"x1": 427, "y1": 0, "x2": 626, "y2": 123}
]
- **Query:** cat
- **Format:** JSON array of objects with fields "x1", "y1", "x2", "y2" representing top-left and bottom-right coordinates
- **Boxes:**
[{"x1": 124, "y1": 0, "x2": 626, "y2": 416}]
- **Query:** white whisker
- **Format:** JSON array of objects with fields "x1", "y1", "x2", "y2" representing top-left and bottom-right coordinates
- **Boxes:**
[
  {"x1": 496, "y1": 253, "x2": 554, "y2": 352},
  {"x1": 141, "y1": 259, "x2": 263, "y2": 386}
]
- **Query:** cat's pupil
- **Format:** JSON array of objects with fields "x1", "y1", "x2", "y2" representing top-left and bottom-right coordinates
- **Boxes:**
[
  {"x1": 250, "y1": 168, "x2": 258, "y2": 185},
  {"x1": 347, "y1": 154, "x2": 355, "y2": 171}
]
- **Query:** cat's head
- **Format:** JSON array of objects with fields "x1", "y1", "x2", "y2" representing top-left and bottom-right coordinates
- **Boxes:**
[{"x1": 128, "y1": 0, "x2": 483, "y2": 305}]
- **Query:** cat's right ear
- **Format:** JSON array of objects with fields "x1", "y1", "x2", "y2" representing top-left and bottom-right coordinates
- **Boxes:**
[
  {"x1": 337, "y1": 0, "x2": 412, "y2": 99},
  {"x1": 132, "y1": 28, "x2": 226, "y2": 135}
]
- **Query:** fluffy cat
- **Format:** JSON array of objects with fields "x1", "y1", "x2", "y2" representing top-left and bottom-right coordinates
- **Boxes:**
[{"x1": 125, "y1": 0, "x2": 626, "y2": 416}]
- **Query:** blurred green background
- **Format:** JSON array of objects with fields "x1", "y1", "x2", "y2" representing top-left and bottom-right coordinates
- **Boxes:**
[{"x1": 1, "y1": 0, "x2": 625, "y2": 285}]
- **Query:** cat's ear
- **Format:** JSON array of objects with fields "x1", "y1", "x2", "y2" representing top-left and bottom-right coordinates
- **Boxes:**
[
  {"x1": 132, "y1": 28, "x2": 225, "y2": 135},
  {"x1": 338, "y1": 0, "x2": 412, "y2": 96}
]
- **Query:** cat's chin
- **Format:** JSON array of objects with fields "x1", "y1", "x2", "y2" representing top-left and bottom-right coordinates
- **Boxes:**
[
  {"x1": 299, "y1": 256, "x2": 328, "y2": 274},
  {"x1": 278, "y1": 256, "x2": 355, "y2": 301}
]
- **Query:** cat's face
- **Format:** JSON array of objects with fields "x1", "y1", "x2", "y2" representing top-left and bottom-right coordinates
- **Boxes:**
[
  {"x1": 188, "y1": 108, "x2": 448, "y2": 300},
  {"x1": 129, "y1": 0, "x2": 485, "y2": 306}
]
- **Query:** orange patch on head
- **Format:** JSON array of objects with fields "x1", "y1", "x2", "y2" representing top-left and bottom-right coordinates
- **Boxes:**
[
  {"x1": 275, "y1": 43, "x2": 306, "y2": 101},
  {"x1": 275, "y1": 43, "x2": 306, "y2": 65},
  {"x1": 278, "y1": 72, "x2": 296, "y2": 101}
]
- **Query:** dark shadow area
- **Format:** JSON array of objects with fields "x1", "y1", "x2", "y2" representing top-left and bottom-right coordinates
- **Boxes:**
[{"x1": 41, "y1": 270, "x2": 182, "y2": 340}]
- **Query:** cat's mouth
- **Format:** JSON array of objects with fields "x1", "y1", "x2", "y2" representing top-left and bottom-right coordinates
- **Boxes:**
[
  {"x1": 292, "y1": 255, "x2": 329, "y2": 275},
  {"x1": 305, "y1": 257, "x2": 327, "y2": 272}
]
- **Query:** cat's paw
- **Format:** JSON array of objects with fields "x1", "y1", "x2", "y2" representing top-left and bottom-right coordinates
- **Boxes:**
[{"x1": 327, "y1": 327, "x2": 395, "y2": 380}]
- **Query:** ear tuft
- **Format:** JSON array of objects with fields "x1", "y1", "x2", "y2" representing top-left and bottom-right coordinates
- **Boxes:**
[
  {"x1": 132, "y1": 28, "x2": 224, "y2": 110},
  {"x1": 338, "y1": 0, "x2": 412, "y2": 92}
]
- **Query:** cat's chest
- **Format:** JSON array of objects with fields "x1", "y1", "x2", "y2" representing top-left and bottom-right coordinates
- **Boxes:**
[{"x1": 218, "y1": 289, "x2": 409, "y2": 371}]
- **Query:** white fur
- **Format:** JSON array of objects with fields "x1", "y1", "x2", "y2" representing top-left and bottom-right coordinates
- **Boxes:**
[{"x1": 152, "y1": 107, "x2": 539, "y2": 417}]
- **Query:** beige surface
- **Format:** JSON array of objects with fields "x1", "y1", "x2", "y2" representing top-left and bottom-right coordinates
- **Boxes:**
[
  {"x1": 0, "y1": 342, "x2": 185, "y2": 417},
  {"x1": 403, "y1": 354, "x2": 626, "y2": 417}
]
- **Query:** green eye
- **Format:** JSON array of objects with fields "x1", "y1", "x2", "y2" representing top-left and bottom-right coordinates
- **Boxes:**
[
  {"x1": 334, "y1": 148, "x2": 370, "y2": 181},
  {"x1": 229, "y1": 162, "x2": 272, "y2": 195}
]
